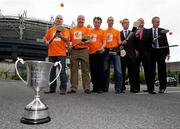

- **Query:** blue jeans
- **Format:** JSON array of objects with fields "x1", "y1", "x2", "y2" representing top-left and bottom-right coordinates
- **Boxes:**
[
  {"x1": 49, "y1": 56, "x2": 67, "y2": 91},
  {"x1": 104, "y1": 53, "x2": 123, "y2": 91}
]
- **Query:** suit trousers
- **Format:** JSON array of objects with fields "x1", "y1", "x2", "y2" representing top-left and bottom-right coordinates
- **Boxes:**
[
  {"x1": 151, "y1": 49, "x2": 167, "y2": 90},
  {"x1": 89, "y1": 53, "x2": 105, "y2": 91},
  {"x1": 121, "y1": 54, "x2": 138, "y2": 91},
  {"x1": 135, "y1": 51, "x2": 154, "y2": 91}
]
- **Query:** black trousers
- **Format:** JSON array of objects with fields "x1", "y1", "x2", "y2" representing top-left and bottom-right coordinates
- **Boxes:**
[
  {"x1": 135, "y1": 51, "x2": 154, "y2": 91},
  {"x1": 121, "y1": 54, "x2": 138, "y2": 91},
  {"x1": 151, "y1": 49, "x2": 167, "y2": 90},
  {"x1": 89, "y1": 53, "x2": 105, "y2": 91}
]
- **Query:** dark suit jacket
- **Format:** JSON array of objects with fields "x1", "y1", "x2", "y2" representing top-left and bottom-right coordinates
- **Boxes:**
[
  {"x1": 134, "y1": 28, "x2": 152, "y2": 54},
  {"x1": 150, "y1": 28, "x2": 170, "y2": 59},
  {"x1": 120, "y1": 30, "x2": 136, "y2": 58}
]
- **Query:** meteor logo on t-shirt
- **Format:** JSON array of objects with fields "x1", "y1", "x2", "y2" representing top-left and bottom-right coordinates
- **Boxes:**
[
  {"x1": 91, "y1": 34, "x2": 97, "y2": 42},
  {"x1": 107, "y1": 33, "x2": 113, "y2": 42},
  {"x1": 74, "y1": 31, "x2": 82, "y2": 39}
]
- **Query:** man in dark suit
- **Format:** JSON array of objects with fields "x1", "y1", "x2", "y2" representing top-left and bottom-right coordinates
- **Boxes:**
[
  {"x1": 150, "y1": 16, "x2": 170, "y2": 93},
  {"x1": 120, "y1": 18, "x2": 138, "y2": 93},
  {"x1": 134, "y1": 18, "x2": 156, "y2": 94}
]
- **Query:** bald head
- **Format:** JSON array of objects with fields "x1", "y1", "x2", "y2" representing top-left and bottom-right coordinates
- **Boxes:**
[
  {"x1": 77, "y1": 15, "x2": 85, "y2": 27},
  {"x1": 107, "y1": 16, "x2": 114, "y2": 28},
  {"x1": 107, "y1": 16, "x2": 114, "y2": 22},
  {"x1": 55, "y1": 15, "x2": 63, "y2": 25}
]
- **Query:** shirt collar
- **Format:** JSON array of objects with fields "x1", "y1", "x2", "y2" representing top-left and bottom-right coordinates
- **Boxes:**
[{"x1": 123, "y1": 29, "x2": 129, "y2": 32}]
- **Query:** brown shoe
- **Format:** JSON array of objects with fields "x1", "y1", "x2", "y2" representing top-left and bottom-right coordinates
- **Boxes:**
[
  {"x1": 44, "y1": 90, "x2": 55, "y2": 94},
  {"x1": 60, "y1": 89, "x2": 66, "y2": 95},
  {"x1": 67, "y1": 90, "x2": 76, "y2": 94},
  {"x1": 84, "y1": 89, "x2": 91, "y2": 94}
]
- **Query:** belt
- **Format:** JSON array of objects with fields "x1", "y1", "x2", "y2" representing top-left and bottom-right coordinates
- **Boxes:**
[
  {"x1": 105, "y1": 47, "x2": 119, "y2": 52},
  {"x1": 72, "y1": 48, "x2": 87, "y2": 50}
]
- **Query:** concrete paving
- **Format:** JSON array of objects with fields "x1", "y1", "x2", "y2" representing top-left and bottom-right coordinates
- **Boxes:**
[{"x1": 0, "y1": 80, "x2": 180, "y2": 129}]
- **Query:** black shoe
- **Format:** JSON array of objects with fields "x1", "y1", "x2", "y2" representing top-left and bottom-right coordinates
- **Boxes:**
[
  {"x1": 143, "y1": 89, "x2": 149, "y2": 92},
  {"x1": 97, "y1": 90, "x2": 103, "y2": 94},
  {"x1": 122, "y1": 86, "x2": 126, "y2": 91},
  {"x1": 67, "y1": 90, "x2": 76, "y2": 94},
  {"x1": 103, "y1": 89, "x2": 108, "y2": 92},
  {"x1": 121, "y1": 90, "x2": 125, "y2": 93},
  {"x1": 148, "y1": 91, "x2": 157, "y2": 94},
  {"x1": 44, "y1": 90, "x2": 55, "y2": 94},
  {"x1": 91, "y1": 89, "x2": 97, "y2": 93},
  {"x1": 115, "y1": 90, "x2": 121, "y2": 94},
  {"x1": 84, "y1": 89, "x2": 91, "y2": 94},
  {"x1": 159, "y1": 89, "x2": 165, "y2": 93},
  {"x1": 130, "y1": 90, "x2": 139, "y2": 93}
]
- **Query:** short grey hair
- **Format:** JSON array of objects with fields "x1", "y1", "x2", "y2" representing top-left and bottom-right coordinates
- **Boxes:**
[
  {"x1": 152, "y1": 16, "x2": 160, "y2": 22},
  {"x1": 56, "y1": 15, "x2": 63, "y2": 19},
  {"x1": 77, "y1": 15, "x2": 85, "y2": 20}
]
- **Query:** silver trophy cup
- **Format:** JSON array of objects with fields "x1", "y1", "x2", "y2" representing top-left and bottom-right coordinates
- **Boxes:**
[{"x1": 15, "y1": 57, "x2": 61, "y2": 124}]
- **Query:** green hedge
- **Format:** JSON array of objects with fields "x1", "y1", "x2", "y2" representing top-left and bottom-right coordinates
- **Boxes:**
[
  {"x1": 110, "y1": 69, "x2": 146, "y2": 84},
  {"x1": 11, "y1": 69, "x2": 27, "y2": 80}
]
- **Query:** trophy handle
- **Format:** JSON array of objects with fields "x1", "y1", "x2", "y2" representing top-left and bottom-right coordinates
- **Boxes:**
[
  {"x1": 49, "y1": 61, "x2": 62, "y2": 85},
  {"x1": 15, "y1": 57, "x2": 28, "y2": 85}
]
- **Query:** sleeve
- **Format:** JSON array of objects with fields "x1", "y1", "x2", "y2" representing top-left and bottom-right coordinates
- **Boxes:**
[
  {"x1": 133, "y1": 31, "x2": 139, "y2": 50},
  {"x1": 148, "y1": 29, "x2": 153, "y2": 48},
  {"x1": 164, "y1": 33, "x2": 170, "y2": 55},
  {"x1": 118, "y1": 30, "x2": 122, "y2": 45},
  {"x1": 102, "y1": 30, "x2": 106, "y2": 41},
  {"x1": 102, "y1": 30, "x2": 107, "y2": 41},
  {"x1": 43, "y1": 29, "x2": 51, "y2": 42},
  {"x1": 63, "y1": 29, "x2": 70, "y2": 41},
  {"x1": 132, "y1": 27, "x2": 137, "y2": 32},
  {"x1": 86, "y1": 27, "x2": 91, "y2": 36},
  {"x1": 69, "y1": 28, "x2": 73, "y2": 41}
]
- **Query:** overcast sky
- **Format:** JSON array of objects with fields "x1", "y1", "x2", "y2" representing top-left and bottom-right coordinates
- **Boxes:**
[{"x1": 0, "y1": 0, "x2": 180, "y2": 62}]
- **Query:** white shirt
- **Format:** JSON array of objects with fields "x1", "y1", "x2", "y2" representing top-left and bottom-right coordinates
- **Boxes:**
[{"x1": 152, "y1": 28, "x2": 159, "y2": 48}]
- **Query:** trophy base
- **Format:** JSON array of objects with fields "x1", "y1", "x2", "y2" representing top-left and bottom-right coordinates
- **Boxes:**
[
  {"x1": 21, "y1": 106, "x2": 50, "y2": 124},
  {"x1": 21, "y1": 117, "x2": 51, "y2": 125}
]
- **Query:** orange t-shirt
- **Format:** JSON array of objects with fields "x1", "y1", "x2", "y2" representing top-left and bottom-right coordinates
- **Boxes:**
[
  {"x1": 104, "y1": 28, "x2": 121, "y2": 48},
  {"x1": 89, "y1": 28, "x2": 106, "y2": 54},
  {"x1": 44, "y1": 26, "x2": 70, "y2": 56},
  {"x1": 70, "y1": 26, "x2": 90, "y2": 49}
]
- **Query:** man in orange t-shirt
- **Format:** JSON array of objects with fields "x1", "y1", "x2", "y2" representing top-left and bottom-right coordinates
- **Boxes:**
[
  {"x1": 44, "y1": 15, "x2": 70, "y2": 95},
  {"x1": 67, "y1": 15, "x2": 91, "y2": 94},
  {"x1": 103, "y1": 16, "x2": 123, "y2": 93},
  {"x1": 89, "y1": 17, "x2": 106, "y2": 93}
]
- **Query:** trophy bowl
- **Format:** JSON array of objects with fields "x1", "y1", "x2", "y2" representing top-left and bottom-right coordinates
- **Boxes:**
[{"x1": 15, "y1": 58, "x2": 61, "y2": 124}]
